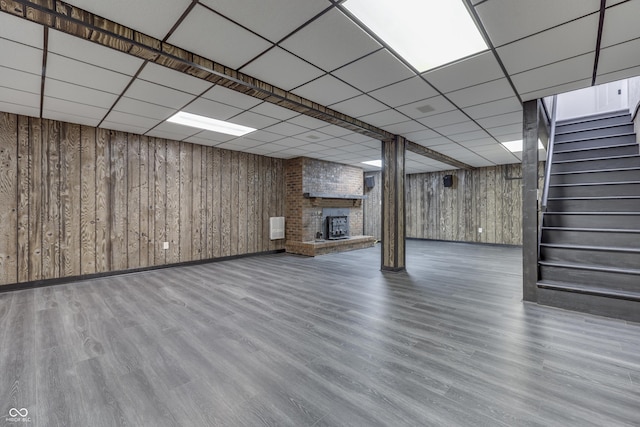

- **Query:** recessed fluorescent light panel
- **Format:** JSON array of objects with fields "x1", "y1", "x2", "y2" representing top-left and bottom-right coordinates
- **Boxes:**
[
  {"x1": 362, "y1": 160, "x2": 382, "y2": 167},
  {"x1": 167, "y1": 111, "x2": 256, "y2": 136},
  {"x1": 501, "y1": 140, "x2": 545, "y2": 153},
  {"x1": 344, "y1": 0, "x2": 487, "y2": 72}
]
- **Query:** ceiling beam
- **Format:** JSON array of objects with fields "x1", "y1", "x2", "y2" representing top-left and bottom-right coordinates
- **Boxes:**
[{"x1": 2, "y1": 0, "x2": 473, "y2": 170}]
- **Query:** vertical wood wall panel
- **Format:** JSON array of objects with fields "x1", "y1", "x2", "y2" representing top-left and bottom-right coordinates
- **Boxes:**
[
  {"x1": 17, "y1": 116, "x2": 30, "y2": 283},
  {"x1": 0, "y1": 112, "x2": 286, "y2": 287},
  {"x1": 0, "y1": 113, "x2": 17, "y2": 284}
]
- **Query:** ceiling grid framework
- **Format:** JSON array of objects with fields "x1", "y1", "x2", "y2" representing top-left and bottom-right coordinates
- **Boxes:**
[{"x1": 0, "y1": 0, "x2": 639, "y2": 173}]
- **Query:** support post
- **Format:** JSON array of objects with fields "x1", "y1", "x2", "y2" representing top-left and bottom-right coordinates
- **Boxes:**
[
  {"x1": 522, "y1": 100, "x2": 540, "y2": 301},
  {"x1": 381, "y1": 136, "x2": 406, "y2": 272}
]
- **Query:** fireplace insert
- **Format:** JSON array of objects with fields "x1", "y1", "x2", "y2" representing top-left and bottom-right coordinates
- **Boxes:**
[{"x1": 327, "y1": 215, "x2": 349, "y2": 240}]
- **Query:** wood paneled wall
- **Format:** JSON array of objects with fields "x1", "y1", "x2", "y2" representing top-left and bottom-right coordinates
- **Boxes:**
[
  {"x1": 363, "y1": 171, "x2": 381, "y2": 240},
  {"x1": 0, "y1": 112, "x2": 285, "y2": 287},
  {"x1": 404, "y1": 164, "x2": 544, "y2": 246}
]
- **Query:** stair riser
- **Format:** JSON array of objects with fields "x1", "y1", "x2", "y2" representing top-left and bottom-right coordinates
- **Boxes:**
[
  {"x1": 548, "y1": 183, "x2": 640, "y2": 198},
  {"x1": 541, "y1": 229, "x2": 640, "y2": 247},
  {"x1": 553, "y1": 134, "x2": 636, "y2": 151},
  {"x1": 540, "y1": 247, "x2": 640, "y2": 269},
  {"x1": 556, "y1": 114, "x2": 631, "y2": 133},
  {"x1": 539, "y1": 265, "x2": 640, "y2": 292},
  {"x1": 555, "y1": 123, "x2": 635, "y2": 142},
  {"x1": 550, "y1": 169, "x2": 640, "y2": 185},
  {"x1": 543, "y1": 214, "x2": 640, "y2": 229},
  {"x1": 553, "y1": 145, "x2": 639, "y2": 162},
  {"x1": 546, "y1": 198, "x2": 640, "y2": 212},
  {"x1": 552, "y1": 156, "x2": 640, "y2": 173}
]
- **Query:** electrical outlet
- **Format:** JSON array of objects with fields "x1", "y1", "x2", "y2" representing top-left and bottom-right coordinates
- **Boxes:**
[
  {"x1": 163, "y1": 242, "x2": 169, "y2": 250},
  {"x1": 478, "y1": 227, "x2": 483, "y2": 233}
]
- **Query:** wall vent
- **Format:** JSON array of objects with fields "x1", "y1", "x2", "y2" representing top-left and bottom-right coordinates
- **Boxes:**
[{"x1": 270, "y1": 217, "x2": 285, "y2": 240}]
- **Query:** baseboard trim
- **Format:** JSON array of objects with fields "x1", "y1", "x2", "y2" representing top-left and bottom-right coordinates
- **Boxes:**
[
  {"x1": 0, "y1": 249, "x2": 286, "y2": 294},
  {"x1": 406, "y1": 237, "x2": 522, "y2": 249}
]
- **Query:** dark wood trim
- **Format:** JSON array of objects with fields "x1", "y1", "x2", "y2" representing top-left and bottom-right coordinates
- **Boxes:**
[
  {"x1": 407, "y1": 237, "x2": 522, "y2": 249},
  {"x1": 591, "y1": 0, "x2": 607, "y2": 86},
  {"x1": 0, "y1": 249, "x2": 285, "y2": 294},
  {"x1": 522, "y1": 100, "x2": 540, "y2": 302},
  {"x1": 381, "y1": 136, "x2": 406, "y2": 272}
]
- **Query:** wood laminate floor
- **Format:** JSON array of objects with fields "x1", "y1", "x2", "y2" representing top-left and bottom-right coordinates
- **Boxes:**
[{"x1": 1, "y1": 240, "x2": 639, "y2": 426}]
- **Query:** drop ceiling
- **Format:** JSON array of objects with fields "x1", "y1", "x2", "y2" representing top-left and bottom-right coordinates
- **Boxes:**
[{"x1": 0, "y1": 0, "x2": 638, "y2": 174}]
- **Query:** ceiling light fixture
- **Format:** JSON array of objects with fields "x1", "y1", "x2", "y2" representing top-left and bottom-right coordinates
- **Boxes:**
[
  {"x1": 343, "y1": 0, "x2": 487, "y2": 72},
  {"x1": 167, "y1": 111, "x2": 256, "y2": 136},
  {"x1": 362, "y1": 160, "x2": 382, "y2": 167},
  {"x1": 501, "y1": 140, "x2": 545, "y2": 153}
]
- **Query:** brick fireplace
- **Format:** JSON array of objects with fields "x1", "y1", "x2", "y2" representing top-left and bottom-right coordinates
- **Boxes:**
[{"x1": 284, "y1": 157, "x2": 375, "y2": 256}]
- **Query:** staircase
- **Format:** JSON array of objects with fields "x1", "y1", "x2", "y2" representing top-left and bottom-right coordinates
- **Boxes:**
[{"x1": 537, "y1": 110, "x2": 640, "y2": 320}]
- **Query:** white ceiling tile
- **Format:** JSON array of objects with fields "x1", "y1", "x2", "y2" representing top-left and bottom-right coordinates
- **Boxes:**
[
  {"x1": 395, "y1": 96, "x2": 457, "y2": 119},
  {"x1": 451, "y1": 131, "x2": 493, "y2": 143},
  {"x1": 45, "y1": 78, "x2": 118, "y2": 109},
  {"x1": 68, "y1": 0, "x2": 192, "y2": 40},
  {"x1": 241, "y1": 47, "x2": 324, "y2": 91},
  {"x1": 124, "y1": 79, "x2": 196, "y2": 109},
  {"x1": 43, "y1": 97, "x2": 107, "y2": 125},
  {"x1": 417, "y1": 137, "x2": 452, "y2": 147},
  {"x1": 520, "y1": 79, "x2": 593, "y2": 102},
  {"x1": 596, "y1": 66, "x2": 640, "y2": 86},
  {"x1": 435, "y1": 121, "x2": 482, "y2": 136},
  {"x1": 47, "y1": 53, "x2": 131, "y2": 94},
  {"x1": 332, "y1": 49, "x2": 414, "y2": 93},
  {"x1": 183, "y1": 97, "x2": 243, "y2": 121},
  {"x1": 0, "y1": 101, "x2": 39, "y2": 118},
  {"x1": 330, "y1": 95, "x2": 387, "y2": 117},
  {"x1": 383, "y1": 120, "x2": 425, "y2": 135},
  {"x1": 487, "y1": 123, "x2": 523, "y2": 137},
  {"x1": 418, "y1": 110, "x2": 468, "y2": 128},
  {"x1": 402, "y1": 128, "x2": 440, "y2": 142},
  {"x1": 182, "y1": 136, "x2": 220, "y2": 147},
  {"x1": 464, "y1": 97, "x2": 522, "y2": 120},
  {"x1": 217, "y1": 138, "x2": 264, "y2": 150},
  {"x1": 597, "y1": 38, "x2": 640, "y2": 76},
  {"x1": 475, "y1": 0, "x2": 600, "y2": 47},
  {"x1": 316, "y1": 124, "x2": 354, "y2": 138},
  {"x1": 249, "y1": 102, "x2": 299, "y2": 120},
  {"x1": 280, "y1": 8, "x2": 381, "y2": 72},
  {"x1": 292, "y1": 74, "x2": 361, "y2": 106},
  {"x1": 358, "y1": 109, "x2": 407, "y2": 126},
  {"x1": 102, "y1": 110, "x2": 160, "y2": 131},
  {"x1": 476, "y1": 111, "x2": 522, "y2": 129},
  {"x1": 0, "y1": 87, "x2": 39, "y2": 109},
  {"x1": 263, "y1": 121, "x2": 308, "y2": 137},
  {"x1": 243, "y1": 130, "x2": 282, "y2": 143},
  {"x1": 317, "y1": 138, "x2": 352, "y2": 148},
  {"x1": 423, "y1": 51, "x2": 503, "y2": 93},
  {"x1": 202, "y1": 85, "x2": 263, "y2": 110},
  {"x1": 228, "y1": 111, "x2": 280, "y2": 129},
  {"x1": 114, "y1": 97, "x2": 176, "y2": 120},
  {"x1": 0, "y1": 11, "x2": 43, "y2": 47},
  {"x1": 286, "y1": 114, "x2": 330, "y2": 130},
  {"x1": 138, "y1": 62, "x2": 212, "y2": 95},
  {"x1": 200, "y1": 0, "x2": 328, "y2": 43},
  {"x1": 446, "y1": 78, "x2": 516, "y2": 108},
  {"x1": 190, "y1": 130, "x2": 236, "y2": 144},
  {"x1": 296, "y1": 131, "x2": 334, "y2": 143},
  {"x1": 496, "y1": 14, "x2": 598, "y2": 75},
  {"x1": 512, "y1": 53, "x2": 594, "y2": 96},
  {"x1": 0, "y1": 66, "x2": 40, "y2": 94},
  {"x1": 146, "y1": 122, "x2": 200, "y2": 140},
  {"x1": 368, "y1": 76, "x2": 438, "y2": 107},
  {"x1": 341, "y1": 133, "x2": 373, "y2": 144},
  {"x1": 167, "y1": 5, "x2": 272, "y2": 69},
  {"x1": 102, "y1": 121, "x2": 155, "y2": 136},
  {"x1": 48, "y1": 29, "x2": 143, "y2": 75},
  {"x1": 0, "y1": 38, "x2": 42, "y2": 74},
  {"x1": 601, "y1": 1, "x2": 640, "y2": 48}
]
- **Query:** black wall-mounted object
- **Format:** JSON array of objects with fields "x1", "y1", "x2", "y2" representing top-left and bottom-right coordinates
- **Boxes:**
[
  {"x1": 365, "y1": 176, "x2": 375, "y2": 189},
  {"x1": 443, "y1": 174, "x2": 454, "y2": 188}
]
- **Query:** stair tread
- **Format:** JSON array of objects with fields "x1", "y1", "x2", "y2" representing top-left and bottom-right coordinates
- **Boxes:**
[
  {"x1": 551, "y1": 166, "x2": 640, "y2": 175},
  {"x1": 549, "y1": 181, "x2": 640, "y2": 187},
  {"x1": 553, "y1": 154, "x2": 640, "y2": 164},
  {"x1": 555, "y1": 123, "x2": 634, "y2": 136},
  {"x1": 544, "y1": 211, "x2": 640, "y2": 215},
  {"x1": 537, "y1": 281, "x2": 640, "y2": 301},
  {"x1": 553, "y1": 143, "x2": 638, "y2": 154},
  {"x1": 542, "y1": 226, "x2": 640, "y2": 233},
  {"x1": 556, "y1": 110, "x2": 630, "y2": 126},
  {"x1": 547, "y1": 195, "x2": 640, "y2": 200},
  {"x1": 554, "y1": 132, "x2": 635, "y2": 145},
  {"x1": 540, "y1": 243, "x2": 640, "y2": 253},
  {"x1": 538, "y1": 260, "x2": 640, "y2": 275}
]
